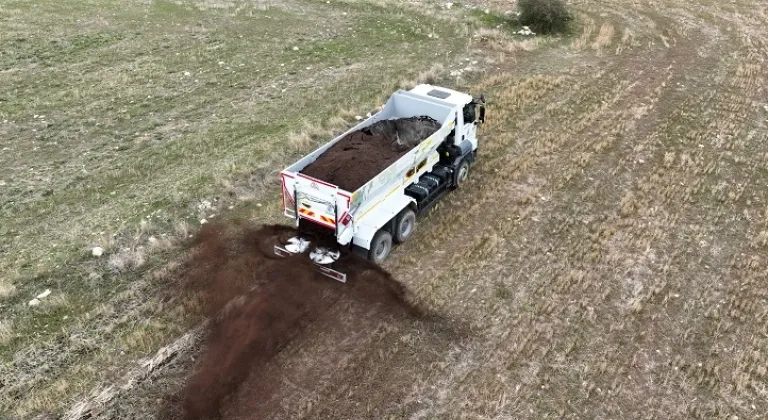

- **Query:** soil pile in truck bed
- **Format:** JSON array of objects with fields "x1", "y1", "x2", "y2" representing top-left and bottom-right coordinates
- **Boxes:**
[{"x1": 300, "y1": 116, "x2": 442, "y2": 192}]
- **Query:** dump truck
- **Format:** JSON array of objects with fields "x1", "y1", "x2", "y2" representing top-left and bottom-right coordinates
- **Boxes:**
[{"x1": 274, "y1": 84, "x2": 486, "y2": 282}]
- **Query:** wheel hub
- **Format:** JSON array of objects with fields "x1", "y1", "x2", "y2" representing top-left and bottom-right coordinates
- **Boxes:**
[
  {"x1": 401, "y1": 218, "x2": 412, "y2": 235},
  {"x1": 459, "y1": 166, "x2": 468, "y2": 182},
  {"x1": 376, "y1": 241, "x2": 389, "y2": 257}
]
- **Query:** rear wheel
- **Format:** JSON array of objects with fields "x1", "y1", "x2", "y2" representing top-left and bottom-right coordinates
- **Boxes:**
[
  {"x1": 368, "y1": 230, "x2": 393, "y2": 264},
  {"x1": 393, "y1": 208, "x2": 417, "y2": 244},
  {"x1": 454, "y1": 158, "x2": 470, "y2": 188}
]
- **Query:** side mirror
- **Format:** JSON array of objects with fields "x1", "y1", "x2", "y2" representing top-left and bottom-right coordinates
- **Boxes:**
[
  {"x1": 475, "y1": 94, "x2": 486, "y2": 124},
  {"x1": 478, "y1": 104, "x2": 485, "y2": 124}
]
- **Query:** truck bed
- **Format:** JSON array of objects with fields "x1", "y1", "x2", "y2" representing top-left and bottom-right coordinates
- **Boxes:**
[
  {"x1": 299, "y1": 116, "x2": 441, "y2": 192},
  {"x1": 280, "y1": 87, "x2": 459, "y2": 245}
]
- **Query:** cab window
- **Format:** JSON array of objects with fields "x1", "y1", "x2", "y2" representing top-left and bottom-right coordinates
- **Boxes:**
[{"x1": 463, "y1": 103, "x2": 476, "y2": 123}]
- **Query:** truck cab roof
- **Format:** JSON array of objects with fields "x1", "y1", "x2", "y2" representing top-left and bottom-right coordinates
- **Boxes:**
[{"x1": 408, "y1": 84, "x2": 474, "y2": 107}]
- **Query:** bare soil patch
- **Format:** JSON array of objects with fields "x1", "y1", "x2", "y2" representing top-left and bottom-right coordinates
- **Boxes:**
[{"x1": 156, "y1": 221, "x2": 424, "y2": 420}]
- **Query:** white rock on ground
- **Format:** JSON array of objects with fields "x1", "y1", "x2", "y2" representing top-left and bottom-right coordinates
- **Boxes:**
[
  {"x1": 198, "y1": 199, "x2": 213, "y2": 210},
  {"x1": 91, "y1": 247, "x2": 104, "y2": 257},
  {"x1": 28, "y1": 298, "x2": 41, "y2": 306},
  {"x1": 200, "y1": 218, "x2": 208, "y2": 225},
  {"x1": 36, "y1": 289, "x2": 51, "y2": 299}
]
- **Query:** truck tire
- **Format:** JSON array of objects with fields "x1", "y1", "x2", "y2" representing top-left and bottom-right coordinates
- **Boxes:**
[
  {"x1": 368, "y1": 230, "x2": 393, "y2": 264},
  {"x1": 454, "y1": 158, "x2": 470, "y2": 188},
  {"x1": 393, "y1": 208, "x2": 416, "y2": 244}
]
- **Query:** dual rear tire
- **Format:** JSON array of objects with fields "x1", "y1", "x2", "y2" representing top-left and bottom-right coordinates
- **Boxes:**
[
  {"x1": 363, "y1": 156, "x2": 472, "y2": 265},
  {"x1": 367, "y1": 207, "x2": 416, "y2": 264}
]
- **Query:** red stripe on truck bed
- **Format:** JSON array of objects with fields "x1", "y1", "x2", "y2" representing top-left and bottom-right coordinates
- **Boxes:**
[{"x1": 300, "y1": 215, "x2": 335, "y2": 229}]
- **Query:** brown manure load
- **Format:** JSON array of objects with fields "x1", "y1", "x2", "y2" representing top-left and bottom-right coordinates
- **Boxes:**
[{"x1": 299, "y1": 116, "x2": 442, "y2": 192}]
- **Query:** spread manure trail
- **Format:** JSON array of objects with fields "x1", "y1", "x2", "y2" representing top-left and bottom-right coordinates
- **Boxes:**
[{"x1": 158, "y1": 221, "x2": 419, "y2": 420}]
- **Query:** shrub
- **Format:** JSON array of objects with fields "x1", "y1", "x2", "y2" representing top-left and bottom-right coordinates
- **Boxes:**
[{"x1": 517, "y1": 0, "x2": 573, "y2": 34}]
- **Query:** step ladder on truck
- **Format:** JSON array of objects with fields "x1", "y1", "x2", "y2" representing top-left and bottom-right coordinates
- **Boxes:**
[{"x1": 273, "y1": 84, "x2": 487, "y2": 282}]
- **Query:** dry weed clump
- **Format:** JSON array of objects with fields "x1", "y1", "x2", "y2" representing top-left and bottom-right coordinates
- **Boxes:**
[
  {"x1": 474, "y1": 27, "x2": 504, "y2": 42},
  {"x1": 107, "y1": 247, "x2": 147, "y2": 273},
  {"x1": 0, "y1": 279, "x2": 17, "y2": 299},
  {"x1": 326, "y1": 115, "x2": 351, "y2": 133},
  {"x1": 148, "y1": 235, "x2": 174, "y2": 252},
  {"x1": 0, "y1": 319, "x2": 13, "y2": 345},
  {"x1": 572, "y1": 17, "x2": 596, "y2": 49},
  {"x1": 397, "y1": 63, "x2": 447, "y2": 93},
  {"x1": 38, "y1": 293, "x2": 72, "y2": 315},
  {"x1": 287, "y1": 119, "x2": 347, "y2": 154},
  {"x1": 473, "y1": 28, "x2": 540, "y2": 53},
  {"x1": 619, "y1": 192, "x2": 638, "y2": 217},
  {"x1": 174, "y1": 220, "x2": 192, "y2": 240},
  {"x1": 751, "y1": 230, "x2": 768, "y2": 248},
  {"x1": 287, "y1": 130, "x2": 313, "y2": 152},
  {"x1": 592, "y1": 22, "x2": 615, "y2": 51}
]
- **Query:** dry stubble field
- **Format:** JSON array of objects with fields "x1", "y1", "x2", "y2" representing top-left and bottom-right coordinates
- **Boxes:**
[{"x1": 2, "y1": 0, "x2": 768, "y2": 418}]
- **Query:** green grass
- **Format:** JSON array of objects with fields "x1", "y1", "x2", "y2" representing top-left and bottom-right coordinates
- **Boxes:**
[
  {"x1": 468, "y1": 8, "x2": 520, "y2": 32},
  {"x1": 0, "y1": 0, "x2": 474, "y2": 416}
]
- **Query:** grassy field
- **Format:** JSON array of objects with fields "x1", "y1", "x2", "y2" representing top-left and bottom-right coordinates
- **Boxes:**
[
  {"x1": 3, "y1": 0, "x2": 768, "y2": 418},
  {"x1": 0, "y1": 0, "x2": 510, "y2": 416}
]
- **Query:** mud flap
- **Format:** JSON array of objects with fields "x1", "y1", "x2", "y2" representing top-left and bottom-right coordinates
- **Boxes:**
[{"x1": 273, "y1": 245, "x2": 348, "y2": 283}]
